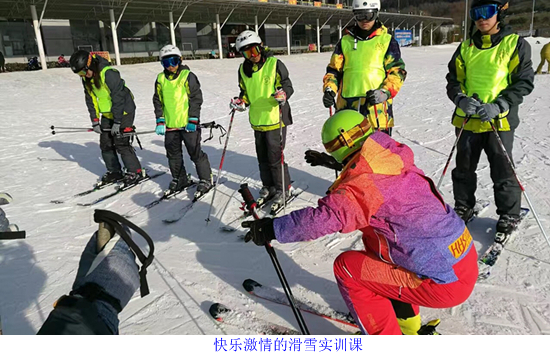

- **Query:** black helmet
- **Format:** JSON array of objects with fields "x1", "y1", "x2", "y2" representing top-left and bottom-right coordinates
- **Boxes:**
[{"x1": 69, "y1": 50, "x2": 91, "y2": 74}]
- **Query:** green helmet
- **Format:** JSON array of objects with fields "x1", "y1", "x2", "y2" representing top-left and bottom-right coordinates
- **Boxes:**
[{"x1": 322, "y1": 110, "x2": 374, "y2": 163}]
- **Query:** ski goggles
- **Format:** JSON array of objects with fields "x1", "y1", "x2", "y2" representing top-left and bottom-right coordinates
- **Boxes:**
[
  {"x1": 470, "y1": 4, "x2": 499, "y2": 21},
  {"x1": 241, "y1": 45, "x2": 262, "y2": 59},
  {"x1": 161, "y1": 55, "x2": 181, "y2": 68},
  {"x1": 354, "y1": 10, "x2": 378, "y2": 22}
]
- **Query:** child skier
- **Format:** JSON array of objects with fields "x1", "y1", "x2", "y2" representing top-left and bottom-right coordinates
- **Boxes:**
[
  {"x1": 242, "y1": 110, "x2": 478, "y2": 335},
  {"x1": 230, "y1": 30, "x2": 293, "y2": 209},
  {"x1": 70, "y1": 50, "x2": 144, "y2": 187},
  {"x1": 153, "y1": 45, "x2": 213, "y2": 197},
  {"x1": 322, "y1": 0, "x2": 406, "y2": 136},
  {"x1": 446, "y1": 0, "x2": 534, "y2": 234}
]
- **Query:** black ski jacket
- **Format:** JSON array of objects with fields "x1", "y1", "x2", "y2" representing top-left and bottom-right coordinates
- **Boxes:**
[
  {"x1": 152, "y1": 64, "x2": 203, "y2": 120},
  {"x1": 446, "y1": 26, "x2": 534, "y2": 129},
  {"x1": 238, "y1": 49, "x2": 294, "y2": 127}
]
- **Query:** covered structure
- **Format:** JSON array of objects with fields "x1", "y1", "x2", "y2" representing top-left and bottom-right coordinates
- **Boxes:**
[{"x1": 0, "y1": 0, "x2": 453, "y2": 69}]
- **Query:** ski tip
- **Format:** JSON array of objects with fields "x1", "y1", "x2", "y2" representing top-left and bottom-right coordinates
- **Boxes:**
[
  {"x1": 209, "y1": 303, "x2": 230, "y2": 319},
  {"x1": 242, "y1": 279, "x2": 262, "y2": 292}
]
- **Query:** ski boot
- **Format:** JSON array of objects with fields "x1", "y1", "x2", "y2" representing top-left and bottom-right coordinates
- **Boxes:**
[
  {"x1": 194, "y1": 179, "x2": 213, "y2": 200},
  {"x1": 454, "y1": 205, "x2": 475, "y2": 224},
  {"x1": 398, "y1": 315, "x2": 441, "y2": 335},
  {"x1": 270, "y1": 189, "x2": 291, "y2": 214},
  {"x1": 97, "y1": 171, "x2": 123, "y2": 187},
  {"x1": 257, "y1": 186, "x2": 276, "y2": 206},
  {"x1": 165, "y1": 176, "x2": 193, "y2": 196},
  {"x1": 122, "y1": 170, "x2": 146, "y2": 188},
  {"x1": 496, "y1": 214, "x2": 521, "y2": 236}
]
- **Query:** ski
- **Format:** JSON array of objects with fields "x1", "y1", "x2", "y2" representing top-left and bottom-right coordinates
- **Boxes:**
[
  {"x1": 209, "y1": 303, "x2": 300, "y2": 335},
  {"x1": 162, "y1": 185, "x2": 215, "y2": 224},
  {"x1": 220, "y1": 185, "x2": 309, "y2": 233},
  {"x1": 122, "y1": 180, "x2": 198, "y2": 218},
  {"x1": 270, "y1": 185, "x2": 309, "y2": 216},
  {"x1": 0, "y1": 231, "x2": 26, "y2": 240},
  {"x1": 242, "y1": 278, "x2": 357, "y2": 329},
  {"x1": 467, "y1": 200, "x2": 491, "y2": 224},
  {"x1": 76, "y1": 172, "x2": 166, "y2": 207},
  {"x1": 50, "y1": 181, "x2": 120, "y2": 204},
  {"x1": 478, "y1": 207, "x2": 530, "y2": 280}
]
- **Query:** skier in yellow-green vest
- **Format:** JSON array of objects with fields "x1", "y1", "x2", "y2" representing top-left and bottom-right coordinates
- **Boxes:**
[
  {"x1": 446, "y1": 0, "x2": 534, "y2": 234},
  {"x1": 153, "y1": 45, "x2": 213, "y2": 198},
  {"x1": 322, "y1": 0, "x2": 406, "y2": 137},
  {"x1": 230, "y1": 31, "x2": 294, "y2": 207},
  {"x1": 69, "y1": 50, "x2": 144, "y2": 187}
]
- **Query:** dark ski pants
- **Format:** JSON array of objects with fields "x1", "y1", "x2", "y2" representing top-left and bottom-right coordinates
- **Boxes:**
[
  {"x1": 254, "y1": 128, "x2": 291, "y2": 192},
  {"x1": 99, "y1": 115, "x2": 142, "y2": 174},
  {"x1": 452, "y1": 128, "x2": 521, "y2": 217},
  {"x1": 164, "y1": 129, "x2": 212, "y2": 182}
]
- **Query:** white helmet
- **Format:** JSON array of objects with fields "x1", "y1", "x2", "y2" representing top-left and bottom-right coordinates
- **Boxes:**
[
  {"x1": 159, "y1": 44, "x2": 182, "y2": 59},
  {"x1": 235, "y1": 30, "x2": 262, "y2": 52},
  {"x1": 352, "y1": 0, "x2": 381, "y2": 11}
]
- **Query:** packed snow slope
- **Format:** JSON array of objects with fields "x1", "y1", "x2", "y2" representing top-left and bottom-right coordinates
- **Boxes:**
[{"x1": 1, "y1": 38, "x2": 550, "y2": 335}]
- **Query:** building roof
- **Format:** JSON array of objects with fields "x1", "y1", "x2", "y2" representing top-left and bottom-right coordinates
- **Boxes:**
[{"x1": 0, "y1": 0, "x2": 453, "y2": 28}]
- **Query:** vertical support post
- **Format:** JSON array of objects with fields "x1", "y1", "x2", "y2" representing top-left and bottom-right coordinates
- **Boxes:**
[
  {"x1": 339, "y1": 19, "x2": 342, "y2": 39},
  {"x1": 316, "y1": 18, "x2": 321, "y2": 53},
  {"x1": 152, "y1": 22, "x2": 158, "y2": 42},
  {"x1": 109, "y1": 9, "x2": 121, "y2": 66},
  {"x1": 169, "y1": 12, "x2": 176, "y2": 46},
  {"x1": 412, "y1": 25, "x2": 415, "y2": 45},
  {"x1": 464, "y1": 0, "x2": 468, "y2": 41},
  {"x1": 30, "y1": 5, "x2": 47, "y2": 70},
  {"x1": 99, "y1": 20, "x2": 108, "y2": 51},
  {"x1": 392, "y1": 22, "x2": 394, "y2": 33},
  {"x1": 419, "y1": 21, "x2": 423, "y2": 47},
  {"x1": 255, "y1": 15, "x2": 259, "y2": 33},
  {"x1": 530, "y1": 0, "x2": 536, "y2": 36},
  {"x1": 430, "y1": 23, "x2": 433, "y2": 46},
  {"x1": 286, "y1": 17, "x2": 291, "y2": 56},
  {"x1": 216, "y1": 14, "x2": 223, "y2": 59}
]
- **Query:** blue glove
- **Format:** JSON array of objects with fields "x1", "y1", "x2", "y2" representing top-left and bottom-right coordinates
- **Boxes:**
[
  {"x1": 156, "y1": 118, "x2": 166, "y2": 136},
  {"x1": 186, "y1": 117, "x2": 199, "y2": 132}
]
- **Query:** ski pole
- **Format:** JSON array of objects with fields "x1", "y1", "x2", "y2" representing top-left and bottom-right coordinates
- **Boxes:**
[
  {"x1": 51, "y1": 129, "x2": 93, "y2": 135},
  {"x1": 205, "y1": 110, "x2": 236, "y2": 225},
  {"x1": 50, "y1": 125, "x2": 92, "y2": 130},
  {"x1": 436, "y1": 116, "x2": 470, "y2": 191},
  {"x1": 488, "y1": 121, "x2": 550, "y2": 249},
  {"x1": 238, "y1": 183, "x2": 310, "y2": 335},
  {"x1": 329, "y1": 106, "x2": 333, "y2": 116},
  {"x1": 278, "y1": 106, "x2": 286, "y2": 215}
]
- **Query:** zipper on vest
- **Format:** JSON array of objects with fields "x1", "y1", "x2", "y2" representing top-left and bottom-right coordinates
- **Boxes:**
[{"x1": 354, "y1": 37, "x2": 358, "y2": 50}]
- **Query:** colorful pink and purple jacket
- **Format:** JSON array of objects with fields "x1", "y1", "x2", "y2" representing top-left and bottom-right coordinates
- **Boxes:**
[{"x1": 273, "y1": 132, "x2": 474, "y2": 284}]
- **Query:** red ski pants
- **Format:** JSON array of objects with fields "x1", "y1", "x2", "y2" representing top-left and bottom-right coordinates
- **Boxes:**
[{"x1": 333, "y1": 246, "x2": 478, "y2": 335}]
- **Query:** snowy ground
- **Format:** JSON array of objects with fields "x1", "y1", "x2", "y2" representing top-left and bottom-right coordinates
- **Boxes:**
[{"x1": 1, "y1": 38, "x2": 550, "y2": 335}]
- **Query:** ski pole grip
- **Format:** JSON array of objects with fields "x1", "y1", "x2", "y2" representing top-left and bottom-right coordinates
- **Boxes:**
[{"x1": 238, "y1": 183, "x2": 256, "y2": 211}]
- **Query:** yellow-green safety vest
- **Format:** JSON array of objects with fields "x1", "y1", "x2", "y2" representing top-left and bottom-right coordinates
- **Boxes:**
[
  {"x1": 157, "y1": 70, "x2": 191, "y2": 128},
  {"x1": 453, "y1": 34, "x2": 519, "y2": 133},
  {"x1": 340, "y1": 34, "x2": 392, "y2": 128},
  {"x1": 240, "y1": 57, "x2": 281, "y2": 132},
  {"x1": 85, "y1": 66, "x2": 114, "y2": 119}
]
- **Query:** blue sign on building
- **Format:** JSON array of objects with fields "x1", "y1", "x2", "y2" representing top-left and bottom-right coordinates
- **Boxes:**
[{"x1": 394, "y1": 30, "x2": 413, "y2": 47}]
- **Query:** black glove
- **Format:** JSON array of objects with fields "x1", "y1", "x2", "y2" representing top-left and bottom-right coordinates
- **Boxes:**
[
  {"x1": 305, "y1": 150, "x2": 343, "y2": 171},
  {"x1": 323, "y1": 89, "x2": 336, "y2": 108},
  {"x1": 454, "y1": 93, "x2": 481, "y2": 116},
  {"x1": 242, "y1": 218, "x2": 276, "y2": 246}
]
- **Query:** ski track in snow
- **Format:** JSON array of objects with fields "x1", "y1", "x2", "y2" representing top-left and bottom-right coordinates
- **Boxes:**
[{"x1": 2, "y1": 40, "x2": 550, "y2": 334}]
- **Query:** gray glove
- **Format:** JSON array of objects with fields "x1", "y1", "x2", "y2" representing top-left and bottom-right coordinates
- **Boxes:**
[
  {"x1": 366, "y1": 89, "x2": 389, "y2": 105},
  {"x1": 92, "y1": 120, "x2": 102, "y2": 134},
  {"x1": 454, "y1": 94, "x2": 481, "y2": 116},
  {"x1": 477, "y1": 99, "x2": 509, "y2": 123},
  {"x1": 111, "y1": 123, "x2": 121, "y2": 138}
]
